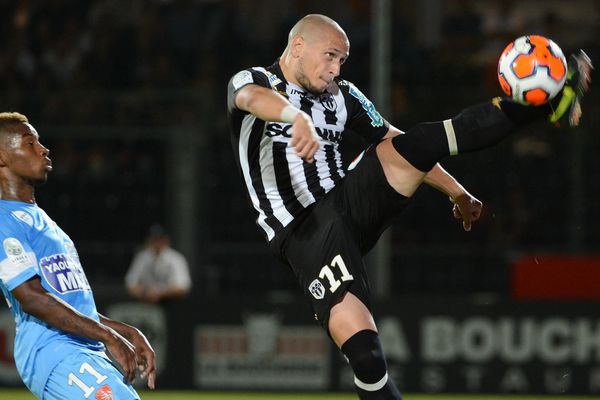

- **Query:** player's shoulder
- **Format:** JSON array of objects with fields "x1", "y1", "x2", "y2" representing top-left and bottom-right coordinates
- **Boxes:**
[
  {"x1": 0, "y1": 204, "x2": 36, "y2": 235},
  {"x1": 230, "y1": 66, "x2": 272, "y2": 88},
  {"x1": 335, "y1": 78, "x2": 365, "y2": 95}
]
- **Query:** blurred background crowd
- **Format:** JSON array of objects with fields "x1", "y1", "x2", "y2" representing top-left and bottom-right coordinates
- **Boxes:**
[{"x1": 0, "y1": 0, "x2": 598, "y2": 300}]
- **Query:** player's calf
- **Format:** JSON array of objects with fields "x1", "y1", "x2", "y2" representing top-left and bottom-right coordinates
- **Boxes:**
[
  {"x1": 390, "y1": 100, "x2": 522, "y2": 172},
  {"x1": 341, "y1": 329, "x2": 402, "y2": 399}
]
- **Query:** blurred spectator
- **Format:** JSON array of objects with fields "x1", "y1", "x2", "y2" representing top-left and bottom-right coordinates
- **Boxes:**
[{"x1": 125, "y1": 224, "x2": 191, "y2": 304}]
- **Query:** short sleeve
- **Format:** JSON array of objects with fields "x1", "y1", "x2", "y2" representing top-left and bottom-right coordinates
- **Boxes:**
[
  {"x1": 341, "y1": 80, "x2": 390, "y2": 143},
  {"x1": 0, "y1": 224, "x2": 39, "y2": 291},
  {"x1": 227, "y1": 68, "x2": 271, "y2": 113}
]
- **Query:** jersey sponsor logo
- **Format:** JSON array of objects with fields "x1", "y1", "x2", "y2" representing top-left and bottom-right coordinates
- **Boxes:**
[
  {"x1": 308, "y1": 279, "x2": 325, "y2": 300},
  {"x1": 40, "y1": 253, "x2": 91, "y2": 293},
  {"x1": 11, "y1": 211, "x2": 33, "y2": 226},
  {"x1": 265, "y1": 123, "x2": 293, "y2": 138},
  {"x1": 348, "y1": 83, "x2": 384, "y2": 127},
  {"x1": 265, "y1": 123, "x2": 342, "y2": 142},
  {"x1": 232, "y1": 70, "x2": 253, "y2": 90}
]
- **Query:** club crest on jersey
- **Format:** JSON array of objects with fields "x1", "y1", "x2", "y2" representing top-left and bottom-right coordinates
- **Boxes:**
[
  {"x1": 309, "y1": 279, "x2": 325, "y2": 300},
  {"x1": 348, "y1": 83, "x2": 384, "y2": 127},
  {"x1": 319, "y1": 93, "x2": 337, "y2": 112},
  {"x1": 40, "y1": 253, "x2": 91, "y2": 293}
]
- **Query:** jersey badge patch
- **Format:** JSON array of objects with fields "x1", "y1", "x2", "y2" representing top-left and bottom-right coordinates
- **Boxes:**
[
  {"x1": 267, "y1": 71, "x2": 283, "y2": 88},
  {"x1": 0, "y1": 238, "x2": 37, "y2": 282},
  {"x1": 309, "y1": 279, "x2": 325, "y2": 300},
  {"x1": 3, "y1": 238, "x2": 24, "y2": 257},
  {"x1": 232, "y1": 70, "x2": 253, "y2": 91},
  {"x1": 348, "y1": 83, "x2": 384, "y2": 127}
]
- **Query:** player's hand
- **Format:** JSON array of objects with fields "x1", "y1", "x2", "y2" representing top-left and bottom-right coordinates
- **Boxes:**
[
  {"x1": 451, "y1": 193, "x2": 483, "y2": 231},
  {"x1": 104, "y1": 330, "x2": 138, "y2": 384},
  {"x1": 290, "y1": 111, "x2": 320, "y2": 163},
  {"x1": 128, "y1": 328, "x2": 157, "y2": 389}
]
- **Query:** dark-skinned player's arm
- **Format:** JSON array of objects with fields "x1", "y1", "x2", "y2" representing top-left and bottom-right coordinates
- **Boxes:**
[
  {"x1": 11, "y1": 277, "x2": 139, "y2": 384},
  {"x1": 234, "y1": 83, "x2": 320, "y2": 163},
  {"x1": 99, "y1": 313, "x2": 156, "y2": 389},
  {"x1": 383, "y1": 125, "x2": 482, "y2": 231}
]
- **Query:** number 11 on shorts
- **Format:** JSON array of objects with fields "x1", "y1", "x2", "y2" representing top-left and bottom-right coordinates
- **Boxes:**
[
  {"x1": 319, "y1": 254, "x2": 354, "y2": 293},
  {"x1": 67, "y1": 362, "x2": 108, "y2": 398}
]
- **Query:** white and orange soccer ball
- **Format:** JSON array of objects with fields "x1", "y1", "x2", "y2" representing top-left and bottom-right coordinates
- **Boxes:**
[{"x1": 498, "y1": 35, "x2": 567, "y2": 105}]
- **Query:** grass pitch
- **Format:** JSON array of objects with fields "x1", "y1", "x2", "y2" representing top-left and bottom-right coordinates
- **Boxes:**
[{"x1": 0, "y1": 389, "x2": 594, "y2": 400}]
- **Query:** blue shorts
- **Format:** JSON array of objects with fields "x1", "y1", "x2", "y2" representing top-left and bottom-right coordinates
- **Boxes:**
[{"x1": 42, "y1": 351, "x2": 140, "y2": 400}]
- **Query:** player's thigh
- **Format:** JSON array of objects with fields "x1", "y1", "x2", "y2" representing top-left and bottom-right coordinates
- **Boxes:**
[
  {"x1": 341, "y1": 147, "x2": 409, "y2": 254},
  {"x1": 283, "y1": 208, "x2": 372, "y2": 331},
  {"x1": 329, "y1": 291, "x2": 377, "y2": 347},
  {"x1": 43, "y1": 351, "x2": 140, "y2": 400}
]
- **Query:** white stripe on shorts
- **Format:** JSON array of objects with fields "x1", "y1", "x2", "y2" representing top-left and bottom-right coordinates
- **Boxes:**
[{"x1": 443, "y1": 119, "x2": 458, "y2": 155}]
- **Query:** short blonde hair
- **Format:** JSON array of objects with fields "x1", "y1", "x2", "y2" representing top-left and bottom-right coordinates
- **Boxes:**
[
  {"x1": 0, "y1": 112, "x2": 29, "y2": 143},
  {"x1": 0, "y1": 112, "x2": 28, "y2": 124}
]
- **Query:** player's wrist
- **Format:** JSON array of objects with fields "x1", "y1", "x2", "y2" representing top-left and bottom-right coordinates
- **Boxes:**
[{"x1": 280, "y1": 104, "x2": 301, "y2": 123}]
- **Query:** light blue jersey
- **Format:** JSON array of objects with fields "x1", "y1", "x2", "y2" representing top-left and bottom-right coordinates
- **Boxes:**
[{"x1": 0, "y1": 199, "x2": 104, "y2": 396}]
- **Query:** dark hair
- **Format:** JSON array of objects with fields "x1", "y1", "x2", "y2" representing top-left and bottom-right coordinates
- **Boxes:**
[{"x1": 147, "y1": 223, "x2": 168, "y2": 238}]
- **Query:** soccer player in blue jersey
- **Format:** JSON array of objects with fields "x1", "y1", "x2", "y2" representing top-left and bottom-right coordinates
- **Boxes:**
[{"x1": 0, "y1": 112, "x2": 156, "y2": 399}]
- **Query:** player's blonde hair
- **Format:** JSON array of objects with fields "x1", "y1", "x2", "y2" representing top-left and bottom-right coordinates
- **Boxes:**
[
  {"x1": 0, "y1": 112, "x2": 29, "y2": 142},
  {"x1": 0, "y1": 112, "x2": 28, "y2": 136},
  {"x1": 0, "y1": 112, "x2": 28, "y2": 125}
]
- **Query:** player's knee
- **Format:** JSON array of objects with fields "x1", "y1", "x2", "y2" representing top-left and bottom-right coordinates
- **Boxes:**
[
  {"x1": 341, "y1": 329, "x2": 394, "y2": 393},
  {"x1": 391, "y1": 122, "x2": 445, "y2": 172}
]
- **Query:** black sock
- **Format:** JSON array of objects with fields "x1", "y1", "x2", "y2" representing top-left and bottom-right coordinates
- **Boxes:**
[{"x1": 391, "y1": 98, "x2": 547, "y2": 172}]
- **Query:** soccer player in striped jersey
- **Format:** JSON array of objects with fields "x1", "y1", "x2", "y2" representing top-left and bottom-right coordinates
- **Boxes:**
[
  {"x1": 227, "y1": 14, "x2": 591, "y2": 399},
  {"x1": 0, "y1": 112, "x2": 156, "y2": 399}
]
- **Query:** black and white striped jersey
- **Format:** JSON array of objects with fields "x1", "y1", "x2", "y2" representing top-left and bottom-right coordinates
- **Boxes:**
[{"x1": 227, "y1": 61, "x2": 389, "y2": 242}]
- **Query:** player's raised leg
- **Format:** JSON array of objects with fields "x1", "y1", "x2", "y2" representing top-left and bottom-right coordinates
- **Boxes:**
[{"x1": 378, "y1": 50, "x2": 593, "y2": 198}]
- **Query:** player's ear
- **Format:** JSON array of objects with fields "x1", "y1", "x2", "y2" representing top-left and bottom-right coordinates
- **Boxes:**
[{"x1": 291, "y1": 35, "x2": 304, "y2": 58}]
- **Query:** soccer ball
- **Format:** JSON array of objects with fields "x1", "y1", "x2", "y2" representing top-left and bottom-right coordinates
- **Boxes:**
[{"x1": 497, "y1": 35, "x2": 567, "y2": 105}]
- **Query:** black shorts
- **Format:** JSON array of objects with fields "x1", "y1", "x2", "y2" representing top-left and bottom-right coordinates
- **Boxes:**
[{"x1": 269, "y1": 146, "x2": 409, "y2": 330}]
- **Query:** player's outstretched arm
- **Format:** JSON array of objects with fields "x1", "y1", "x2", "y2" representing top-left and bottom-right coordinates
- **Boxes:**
[
  {"x1": 99, "y1": 314, "x2": 156, "y2": 389},
  {"x1": 11, "y1": 277, "x2": 139, "y2": 384},
  {"x1": 234, "y1": 84, "x2": 320, "y2": 162},
  {"x1": 424, "y1": 164, "x2": 483, "y2": 231}
]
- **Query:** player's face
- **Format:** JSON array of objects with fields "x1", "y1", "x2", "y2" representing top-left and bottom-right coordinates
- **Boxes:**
[
  {"x1": 296, "y1": 29, "x2": 349, "y2": 94},
  {"x1": 0, "y1": 123, "x2": 52, "y2": 185}
]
